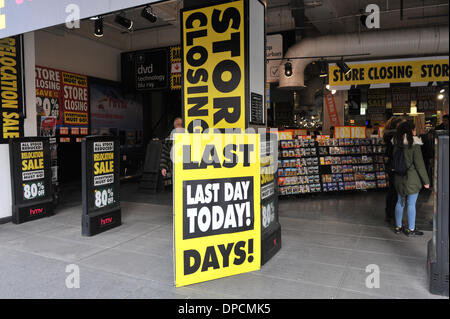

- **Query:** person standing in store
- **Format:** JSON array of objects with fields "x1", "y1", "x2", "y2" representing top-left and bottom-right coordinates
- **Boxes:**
[
  {"x1": 160, "y1": 117, "x2": 183, "y2": 178},
  {"x1": 435, "y1": 114, "x2": 449, "y2": 131},
  {"x1": 392, "y1": 121, "x2": 430, "y2": 236},
  {"x1": 383, "y1": 116, "x2": 404, "y2": 224}
]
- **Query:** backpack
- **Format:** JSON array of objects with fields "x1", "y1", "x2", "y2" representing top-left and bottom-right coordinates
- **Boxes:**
[{"x1": 391, "y1": 147, "x2": 412, "y2": 176}]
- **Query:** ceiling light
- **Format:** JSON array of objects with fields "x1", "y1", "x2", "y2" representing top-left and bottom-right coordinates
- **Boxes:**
[
  {"x1": 319, "y1": 60, "x2": 328, "y2": 77},
  {"x1": 285, "y1": 62, "x2": 292, "y2": 77},
  {"x1": 94, "y1": 17, "x2": 103, "y2": 37},
  {"x1": 115, "y1": 15, "x2": 133, "y2": 30},
  {"x1": 437, "y1": 94, "x2": 444, "y2": 100},
  {"x1": 440, "y1": 88, "x2": 445, "y2": 93},
  {"x1": 141, "y1": 6, "x2": 157, "y2": 23},
  {"x1": 337, "y1": 59, "x2": 351, "y2": 76}
]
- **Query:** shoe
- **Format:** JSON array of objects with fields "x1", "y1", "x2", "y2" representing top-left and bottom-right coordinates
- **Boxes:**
[
  {"x1": 404, "y1": 228, "x2": 424, "y2": 237},
  {"x1": 394, "y1": 226, "x2": 402, "y2": 234}
]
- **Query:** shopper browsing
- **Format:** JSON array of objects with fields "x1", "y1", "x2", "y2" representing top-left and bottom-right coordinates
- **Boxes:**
[
  {"x1": 392, "y1": 121, "x2": 430, "y2": 236},
  {"x1": 383, "y1": 116, "x2": 404, "y2": 224}
]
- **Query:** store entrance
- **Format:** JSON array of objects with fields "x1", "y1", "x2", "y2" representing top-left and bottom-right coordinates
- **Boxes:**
[{"x1": 33, "y1": 3, "x2": 183, "y2": 208}]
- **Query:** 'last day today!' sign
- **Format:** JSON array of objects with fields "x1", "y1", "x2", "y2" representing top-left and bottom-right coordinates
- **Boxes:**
[{"x1": 173, "y1": 133, "x2": 261, "y2": 287}]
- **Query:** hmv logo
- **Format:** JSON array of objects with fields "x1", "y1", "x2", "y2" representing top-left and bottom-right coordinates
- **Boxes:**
[
  {"x1": 100, "y1": 217, "x2": 113, "y2": 226},
  {"x1": 29, "y1": 208, "x2": 44, "y2": 216},
  {"x1": 137, "y1": 64, "x2": 153, "y2": 75}
]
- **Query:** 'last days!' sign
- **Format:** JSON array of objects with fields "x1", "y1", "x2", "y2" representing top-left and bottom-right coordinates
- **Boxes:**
[{"x1": 173, "y1": 133, "x2": 261, "y2": 287}]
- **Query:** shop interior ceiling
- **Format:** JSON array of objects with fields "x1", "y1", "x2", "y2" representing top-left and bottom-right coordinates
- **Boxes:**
[{"x1": 41, "y1": 0, "x2": 448, "y2": 53}]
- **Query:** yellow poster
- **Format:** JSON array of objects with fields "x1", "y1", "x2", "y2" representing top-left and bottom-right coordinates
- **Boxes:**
[
  {"x1": 329, "y1": 57, "x2": 449, "y2": 86},
  {"x1": 182, "y1": 0, "x2": 246, "y2": 132},
  {"x1": 334, "y1": 126, "x2": 366, "y2": 139},
  {"x1": 173, "y1": 133, "x2": 261, "y2": 287}
]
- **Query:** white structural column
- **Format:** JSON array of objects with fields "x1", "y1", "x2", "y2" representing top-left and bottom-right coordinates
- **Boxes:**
[
  {"x1": 23, "y1": 32, "x2": 37, "y2": 137},
  {"x1": 0, "y1": 32, "x2": 36, "y2": 221}
]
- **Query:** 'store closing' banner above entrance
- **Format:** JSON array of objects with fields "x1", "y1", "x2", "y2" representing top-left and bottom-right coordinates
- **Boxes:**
[
  {"x1": 329, "y1": 57, "x2": 449, "y2": 87},
  {"x1": 173, "y1": 133, "x2": 261, "y2": 287}
]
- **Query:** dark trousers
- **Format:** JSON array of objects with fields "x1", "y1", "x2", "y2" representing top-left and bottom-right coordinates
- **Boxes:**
[{"x1": 385, "y1": 172, "x2": 397, "y2": 222}]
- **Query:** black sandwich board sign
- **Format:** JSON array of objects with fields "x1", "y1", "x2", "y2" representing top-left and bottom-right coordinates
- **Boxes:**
[
  {"x1": 260, "y1": 132, "x2": 281, "y2": 264},
  {"x1": 9, "y1": 137, "x2": 53, "y2": 224},
  {"x1": 82, "y1": 136, "x2": 121, "y2": 236}
]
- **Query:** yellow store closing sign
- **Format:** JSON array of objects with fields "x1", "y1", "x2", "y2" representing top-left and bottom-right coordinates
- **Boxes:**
[
  {"x1": 182, "y1": 0, "x2": 246, "y2": 132},
  {"x1": 173, "y1": 133, "x2": 261, "y2": 287},
  {"x1": 329, "y1": 57, "x2": 449, "y2": 87}
]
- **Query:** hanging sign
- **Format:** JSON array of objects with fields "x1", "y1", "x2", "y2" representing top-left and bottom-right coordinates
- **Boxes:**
[
  {"x1": 35, "y1": 66, "x2": 89, "y2": 133},
  {"x1": 9, "y1": 137, "x2": 53, "y2": 224},
  {"x1": 348, "y1": 88, "x2": 361, "y2": 116},
  {"x1": 82, "y1": 136, "x2": 121, "y2": 236},
  {"x1": 391, "y1": 87, "x2": 411, "y2": 114},
  {"x1": 367, "y1": 88, "x2": 386, "y2": 114},
  {"x1": 266, "y1": 34, "x2": 282, "y2": 83},
  {"x1": 329, "y1": 57, "x2": 449, "y2": 87},
  {"x1": 35, "y1": 66, "x2": 61, "y2": 121},
  {"x1": 170, "y1": 45, "x2": 182, "y2": 90},
  {"x1": 173, "y1": 133, "x2": 261, "y2": 287},
  {"x1": 135, "y1": 49, "x2": 169, "y2": 91},
  {"x1": 416, "y1": 87, "x2": 437, "y2": 113},
  {"x1": 0, "y1": 35, "x2": 25, "y2": 143},
  {"x1": 61, "y1": 71, "x2": 88, "y2": 126},
  {"x1": 334, "y1": 126, "x2": 366, "y2": 139},
  {"x1": 324, "y1": 93, "x2": 340, "y2": 126},
  {"x1": 181, "y1": 0, "x2": 265, "y2": 132}
]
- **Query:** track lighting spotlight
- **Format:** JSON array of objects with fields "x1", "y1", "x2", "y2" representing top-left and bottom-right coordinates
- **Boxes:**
[
  {"x1": 337, "y1": 59, "x2": 351, "y2": 76},
  {"x1": 285, "y1": 61, "x2": 292, "y2": 77},
  {"x1": 94, "y1": 17, "x2": 103, "y2": 37},
  {"x1": 115, "y1": 15, "x2": 133, "y2": 30},
  {"x1": 319, "y1": 59, "x2": 328, "y2": 77},
  {"x1": 141, "y1": 6, "x2": 157, "y2": 23}
]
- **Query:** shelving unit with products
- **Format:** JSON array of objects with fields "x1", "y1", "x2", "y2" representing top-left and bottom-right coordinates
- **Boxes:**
[
  {"x1": 278, "y1": 137, "x2": 322, "y2": 195},
  {"x1": 277, "y1": 135, "x2": 388, "y2": 196}
]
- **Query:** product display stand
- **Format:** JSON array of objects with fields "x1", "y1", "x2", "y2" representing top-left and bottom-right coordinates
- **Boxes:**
[{"x1": 278, "y1": 135, "x2": 388, "y2": 196}]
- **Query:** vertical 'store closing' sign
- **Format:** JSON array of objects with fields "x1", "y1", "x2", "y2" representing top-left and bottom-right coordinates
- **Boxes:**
[
  {"x1": 181, "y1": 0, "x2": 265, "y2": 132},
  {"x1": 173, "y1": 133, "x2": 261, "y2": 287}
]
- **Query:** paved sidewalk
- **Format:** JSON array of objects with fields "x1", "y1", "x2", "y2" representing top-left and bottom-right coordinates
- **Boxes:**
[{"x1": 0, "y1": 188, "x2": 447, "y2": 299}]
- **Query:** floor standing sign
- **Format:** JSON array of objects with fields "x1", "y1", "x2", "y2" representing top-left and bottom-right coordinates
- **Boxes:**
[
  {"x1": 82, "y1": 136, "x2": 121, "y2": 236},
  {"x1": 9, "y1": 137, "x2": 53, "y2": 224},
  {"x1": 173, "y1": 133, "x2": 261, "y2": 287},
  {"x1": 260, "y1": 132, "x2": 281, "y2": 265},
  {"x1": 176, "y1": 0, "x2": 266, "y2": 287}
]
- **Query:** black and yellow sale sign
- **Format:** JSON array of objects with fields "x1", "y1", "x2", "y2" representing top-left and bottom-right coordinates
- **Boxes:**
[
  {"x1": 181, "y1": 0, "x2": 247, "y2": 132},
  {"x1": 0, "y1": 35, "x2": 25, "y2": 143},
  {"x1": 329, "y1": 57, "x2": 449, "y2": 87},
  {"x1": 173, "y1": 133, "x2": 261, "y2": 287}
]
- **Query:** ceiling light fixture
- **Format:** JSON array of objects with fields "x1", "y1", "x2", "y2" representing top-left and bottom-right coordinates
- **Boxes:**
[
  {"x1": 115, "y1": 14, "x2": 133, "y2": 30},
  {"x1": 319, "y1": 59, "x2": 328, "y2": 77},
  {"x1": 94, "y1": 17, "x2": 103, "y2": 37},
  {"x1": 141, "y1": 6, "x2": 157, "y2": 23},
  {"x1": 285, "y1": 61, "x2": 293, "y2": 77},
  {"x1": 337, "y1": 58, "x2": 351, "y2": 76}
]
